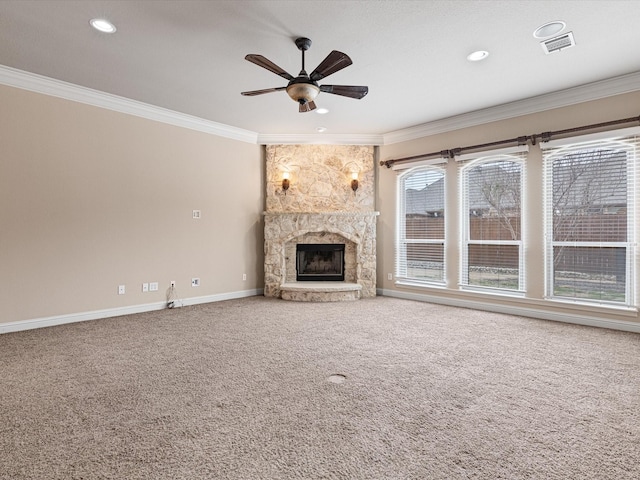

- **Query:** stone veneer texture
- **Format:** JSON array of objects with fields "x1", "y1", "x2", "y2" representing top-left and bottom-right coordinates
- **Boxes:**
[
  {"x1": 265, "y1": 145, "x2": 374, "y2": 213},
  {"x1": 264, "y1": 145, "x2": 377, "y2": 300}
]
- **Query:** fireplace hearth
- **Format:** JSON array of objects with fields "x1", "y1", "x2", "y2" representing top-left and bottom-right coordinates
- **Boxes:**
[{"x1": 296, "y1": 244, "x2": 345, "y2": 281}]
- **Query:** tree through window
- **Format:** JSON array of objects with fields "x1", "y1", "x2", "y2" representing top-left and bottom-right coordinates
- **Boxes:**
[
  {"x1": 460, "y1": 155, "x2": 525, "y2": 291},
  {"x1": 544, "y1": 137, "x2": 637, "y2": 305}
]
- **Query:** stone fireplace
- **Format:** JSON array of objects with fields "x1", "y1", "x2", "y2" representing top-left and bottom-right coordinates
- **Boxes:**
[
  {"x1": 264, "y1": 145, "x2": 378, "y2": 302},
  {"x1": 264, "y1": 211, "x2": 378, "y2": 300}
]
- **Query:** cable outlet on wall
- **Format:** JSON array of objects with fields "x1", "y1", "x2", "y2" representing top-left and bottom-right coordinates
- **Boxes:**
[
  {"x1": 170, "y1": 281, "x2": 176, "y2": 287},
  {"x1": 192, "y1": 278, "x2": 200, "y2": 287},
  {"x1": 118, "y1": 285, "x2": 126, "y2": 295},
  {"x1": 142, "y1": 283, "x2": 149, "y2": 292}
]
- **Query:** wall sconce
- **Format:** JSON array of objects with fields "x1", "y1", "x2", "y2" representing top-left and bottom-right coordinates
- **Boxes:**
[
  {"x1": 351, "y1": 172, "x2": 359, "y2": 193},
  {"x1": 282, "y1": 172, "x2": 290, "y2": 194}
]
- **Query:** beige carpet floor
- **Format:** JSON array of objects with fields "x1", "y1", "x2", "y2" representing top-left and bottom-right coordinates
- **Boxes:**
[{"x1": 1, "y1": 296, "x2": 639, "y2": 479}]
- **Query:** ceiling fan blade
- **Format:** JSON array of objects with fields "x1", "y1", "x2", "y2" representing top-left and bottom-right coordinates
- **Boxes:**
[
  {"x1": 241, "y1": 87, "x2": 286, "y2": 96},
  {"x1": 299, "y1": 101, "x2": 317, "y2": 113},
  {"x1": 319, "y1": 85, "x2": 368, "y2": 99},
  {"x1": 245, "y1": 54, "x2": 294, "y2": 81},
  {"x1": 310, "y1": 51, "x2": 352, "y2": 81}
]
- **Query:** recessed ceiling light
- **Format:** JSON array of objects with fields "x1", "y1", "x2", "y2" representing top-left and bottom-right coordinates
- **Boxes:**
[
  {"x1": 316, "y1": 108, "x2": 329, "y2": 115},
  {"x1": 316, "y1": 126, "x2": 327, "y2": 133},
  {"x1": 533, "y1": 21, "x2": 566, "y2": 39},
  {"x1": 467, "y1": 50, "x2": 489, "y2": 62},
  {"x1": 90, "y1": 18, "x2": 117, "y2": 33}
]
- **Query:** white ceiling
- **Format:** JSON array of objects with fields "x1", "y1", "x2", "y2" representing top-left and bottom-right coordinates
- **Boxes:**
[{"x1": 1, "y1": 0, "x2": 639, "y2": 139}]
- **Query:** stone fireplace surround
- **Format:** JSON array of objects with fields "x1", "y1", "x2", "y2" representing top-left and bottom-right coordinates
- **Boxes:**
[
  {"x1": 264, "y1": 211, "x2": 378, "y2": 301},
  {"x1": 263, "y1": 144, "x2": 377, "y2": 301}
]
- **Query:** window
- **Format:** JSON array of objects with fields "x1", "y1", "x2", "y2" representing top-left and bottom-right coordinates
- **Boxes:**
[
  {"x1": 460, "y1": 154, "x2": 525, "y2": 292},
  {"x1": 396, "y1": 166, "x2": 446, "y2": 285},
  {"x1": 542, "y1": 132, "x2": 638, "y2": 306}
]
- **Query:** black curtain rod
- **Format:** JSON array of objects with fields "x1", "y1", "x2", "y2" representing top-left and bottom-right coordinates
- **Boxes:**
[{"x1": 380, "y1": 114, "x2": 640, "y2": 168}]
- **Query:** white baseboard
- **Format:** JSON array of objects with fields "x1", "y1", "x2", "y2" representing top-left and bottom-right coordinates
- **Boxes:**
[
  {"x1": 5, "y1": 288, "x2": 636, "y2": 335},
  {"x1": 0, "y1": 289, "x2": 264, "y2": 334},
  {"x1": 377, "y1": 288, "x2": 640, "y2": 334}
]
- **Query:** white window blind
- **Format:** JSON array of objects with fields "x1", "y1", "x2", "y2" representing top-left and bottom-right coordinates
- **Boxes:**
[
  {"x1": 542, "y1": 131, "x2": 639, "y2": 307},
  {"x1": 396, "y1": 166, "x2": 446, "y2": 285},
  {"x1": 459, "y1": 153, "x2": 526, "y2": 293}
]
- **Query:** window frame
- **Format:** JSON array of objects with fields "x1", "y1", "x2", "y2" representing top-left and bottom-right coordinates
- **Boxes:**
[
  {"x1": 459, "y1": 154, "x2": 526, "y2": 295},
  {"x1": 542, "y1": 132, "x2": 638, "y2": 308},
  {"x1": 395, "y1": 165, "x2": 447, "y2": 286}
]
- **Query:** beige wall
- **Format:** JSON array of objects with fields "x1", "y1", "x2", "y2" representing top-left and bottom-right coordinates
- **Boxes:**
[
  {"x1": 0, "y1": 84, "x2": 263, "y2": 324},
  {"x1": 377, "y1": 91, "x2": 640, "y2": 327},
  {"x1": 3, "y1": 80, "x2": 639, "y2": 330}
]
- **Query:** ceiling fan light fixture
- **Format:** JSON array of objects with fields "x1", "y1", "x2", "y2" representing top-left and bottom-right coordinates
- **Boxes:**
[{"x1": 286, "y1": 83, "x2": 320, "y2": 104}]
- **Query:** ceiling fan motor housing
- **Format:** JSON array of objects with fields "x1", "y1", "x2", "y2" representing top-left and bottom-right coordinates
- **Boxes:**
[{"x1": 286, "y1": 77, "x2": 319, "y2": 104}]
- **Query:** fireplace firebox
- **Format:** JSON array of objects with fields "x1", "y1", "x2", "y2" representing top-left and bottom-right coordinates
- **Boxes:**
[{"x1": 296, "y1": 244, "x2": 345, "y2": 281}]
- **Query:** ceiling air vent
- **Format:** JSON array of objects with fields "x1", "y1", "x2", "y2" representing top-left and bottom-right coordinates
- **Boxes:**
[{"x1": 541, "y1": 32, "x2": 575, "y2": 54}]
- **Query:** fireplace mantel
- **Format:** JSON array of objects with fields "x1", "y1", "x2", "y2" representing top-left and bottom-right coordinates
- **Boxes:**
[
  {"x1": 264, "y1": 211, "x2": 380, "y2": 218},
  {"x1": 263, "y1": 211, "x2": 379, "y2": 300}
]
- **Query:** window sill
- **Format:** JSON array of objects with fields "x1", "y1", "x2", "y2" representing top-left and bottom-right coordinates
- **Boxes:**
[
  {"x1": 459, "y1": 285, "x2": 526, "y2": 299},
  {"x1": 395, "y1": 279, "x2": 447, "y2": 290}
]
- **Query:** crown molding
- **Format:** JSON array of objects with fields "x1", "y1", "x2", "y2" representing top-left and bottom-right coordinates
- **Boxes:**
[
  {"x1": 257, "y1": 133, "x2": 384, "y2": 145},
  {"x1": 3, "y1": 64, "x2": 639, "y2": 147},
  {"x1": 0, "y1": 64, "x2": 259, "y2": 144},
  {"x1": 383, "y1": 71, "x2": 640, "y2": 145}
]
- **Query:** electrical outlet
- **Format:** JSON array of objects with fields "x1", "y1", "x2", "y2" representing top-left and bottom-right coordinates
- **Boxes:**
[
  {"x1": 242, "y1": 273, "x2": 247, "y2": 281},
  {"x1": 142, "y1": 283, "x2": 149, "y2": 292},
  {"x1": 118, "y1": 285, "x2": 125, "y2": 295},
  {"x1": 192, "y1": 278, "x2": 200, "y2": 287},
  {"x1": 192, "y1": 210, "x2": 201, "y2": 219},
  {"x1": 387, "y1": 273, "x2": 393, "y2": 280},
  {"x1": 150, "y1": 282, "x2": 158, "y2": 292}
]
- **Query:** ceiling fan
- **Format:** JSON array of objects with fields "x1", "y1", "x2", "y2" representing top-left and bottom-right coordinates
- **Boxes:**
[{"x1": 241, "y1": 37, "x2": 368, "y2": 113}]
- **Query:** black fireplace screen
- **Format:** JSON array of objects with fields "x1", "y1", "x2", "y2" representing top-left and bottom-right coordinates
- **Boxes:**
[{"x1": 296, "y1": 244, "x2": 345, "y2": 281}]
